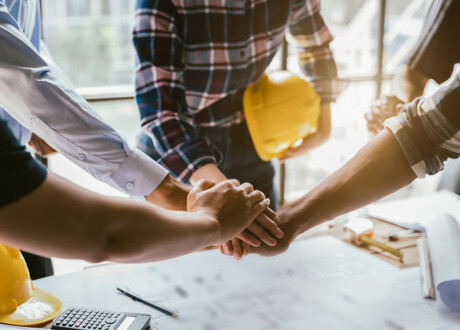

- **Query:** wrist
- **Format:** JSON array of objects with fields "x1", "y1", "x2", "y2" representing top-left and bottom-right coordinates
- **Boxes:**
[
  {"x1": 282, "y1": 193, "x2": 328, "y2": 235},
  {"x1": 146, "y1": 175, "x2": 191, "y2": 211}
]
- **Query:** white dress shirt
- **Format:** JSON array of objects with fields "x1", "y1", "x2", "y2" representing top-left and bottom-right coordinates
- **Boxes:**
[{"x1": 0, "y1": 0, "x2": 168, "y2": 198}]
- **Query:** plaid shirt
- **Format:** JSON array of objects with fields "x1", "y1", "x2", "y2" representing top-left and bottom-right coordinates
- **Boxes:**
[
  {"x1": 385, "y1": 65, "x2": 460, "y2": 177},
  {"x1": 133, "y1": 0, "x2": 345, "y2": 181}
]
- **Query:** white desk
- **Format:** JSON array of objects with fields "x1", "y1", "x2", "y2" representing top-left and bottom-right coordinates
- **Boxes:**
[{"x1": 35, "y1": 237, "x2": 460, "y2": 330}]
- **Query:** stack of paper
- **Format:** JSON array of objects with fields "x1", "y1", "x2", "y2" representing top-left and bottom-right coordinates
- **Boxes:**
[{"x1": 364, "y1": 190, "x2": 460, "y2": 231}]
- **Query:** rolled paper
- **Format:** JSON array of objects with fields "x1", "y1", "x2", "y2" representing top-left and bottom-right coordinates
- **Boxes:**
[{"x1": 426, "y1": 214, "x2": 460, "y2": 311}]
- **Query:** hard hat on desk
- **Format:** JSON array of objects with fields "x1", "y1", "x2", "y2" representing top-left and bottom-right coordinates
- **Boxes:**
[
  {"x1": 243, "y1": 71, "x2": 321, "y2": 161},
  {"x1": 0, "y1": 243, "x2": 62, "y2": 326}
]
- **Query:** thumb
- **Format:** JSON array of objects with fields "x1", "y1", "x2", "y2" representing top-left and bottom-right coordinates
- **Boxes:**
[{"x1": 194, "y1": 179, "x2": 217, "y2": 192}]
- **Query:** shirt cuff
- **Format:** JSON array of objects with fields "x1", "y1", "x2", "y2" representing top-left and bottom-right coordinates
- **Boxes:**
[
  {"x1": 384, "y1": 116, "x2": 428, "y2": 179},
  {"x1": 312, "y1": 78, "x2": 349, "y2": 104},
  {"x1": 109, "y1": 147, "x2": 169, "y2": 199}
]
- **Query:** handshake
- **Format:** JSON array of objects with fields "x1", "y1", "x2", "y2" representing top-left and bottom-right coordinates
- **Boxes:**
[{"x1": 187, "y1": 179, "x2": 298, "y2": 260}]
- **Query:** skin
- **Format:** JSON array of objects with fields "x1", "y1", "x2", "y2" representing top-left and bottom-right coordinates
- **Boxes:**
[
  {"x1": 251, "y1": 129, "x2": 417, "y2": 257},
  {"x1": 191, "y1": 104, "x2": 332, "y2": 259},
  {"x1": 365, "y1": 65, "x2": 429, "y2": 134},
  {"x1": 190, "y1": 164, "x2": 284, "y2": 260},
  {"x1": 0, "y1": 173, "x2": 270, "y2": 263}
]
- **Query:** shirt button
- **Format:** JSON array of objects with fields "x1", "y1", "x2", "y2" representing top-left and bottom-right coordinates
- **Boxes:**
[
  {"x1": 239, "y1": 50, "x2": 246, "y2": 58},
  {"x1": 78, "y1": 153, "x2": 86, "y2": 161},
  {"x1": 126, "y1": 182, "x2": 134, "y2": 190}
]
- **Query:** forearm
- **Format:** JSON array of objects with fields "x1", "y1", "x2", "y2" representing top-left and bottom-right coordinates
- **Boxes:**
[
  {"x1": 0, "y1": 174, "x2": 218, "y2": 263},
  {"x1": 392, "y1": 65, "x2": 429, "y2": 102},
  {"x1": 146, "y1": 174, "x2": 191, "y2": 211},
  {"x1": 189, "y1": 163, "x2": 227, "y2": 185},
  {"x1": 286, "y1": 129, "x2": 416, "y2": 234}
]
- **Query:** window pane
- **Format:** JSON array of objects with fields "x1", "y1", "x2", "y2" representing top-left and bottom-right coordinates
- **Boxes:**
[
  {"x1": 284, "y1": 81, "x2": 377, "y2": 200},
  {"x1": 41, "y1": 0, "x2": 136, "y2": 88},
  {"x1": 383, "y1": 0, "x2": 430, "y2": 74}
]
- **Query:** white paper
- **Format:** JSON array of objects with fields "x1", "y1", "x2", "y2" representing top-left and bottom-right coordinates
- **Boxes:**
[
  {"x1": 35, "y1": 237, "x2": 460, "y2": 329},
  {"x1": 426, "y1": 214, "x2": 460, "y2": 311},
  {"x1": 364, "y1": 190, "x2": 460, "y2": 231}
]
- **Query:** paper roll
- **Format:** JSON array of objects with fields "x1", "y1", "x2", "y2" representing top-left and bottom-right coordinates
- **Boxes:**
[{"x1": 426, "y1": 214, "x2": 460, "y2": 311}]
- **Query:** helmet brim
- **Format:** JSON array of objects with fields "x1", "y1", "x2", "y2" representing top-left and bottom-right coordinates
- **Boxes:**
[{"x1": 0, "y1": 287, "x2": 62, "y2": 326}]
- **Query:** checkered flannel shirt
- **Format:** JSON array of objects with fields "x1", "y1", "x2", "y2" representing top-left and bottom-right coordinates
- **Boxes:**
[
  {"x1": 385, "y1": 65, "x2": 460, "y2": 177},
  {"x1": 133, "y1": 0, "x2": 346, "y2": 181}
]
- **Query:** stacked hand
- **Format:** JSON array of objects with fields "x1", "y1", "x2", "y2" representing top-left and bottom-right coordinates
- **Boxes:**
[
  {"x1": 219, "y1": 207, "x2": 284, "y2": 259},
  {"x1": 187, "y1": 179, "x2": 273, "y2": 245},
  {"x1": 365, "y1": 95, "x2": 404, "y2": 134}
]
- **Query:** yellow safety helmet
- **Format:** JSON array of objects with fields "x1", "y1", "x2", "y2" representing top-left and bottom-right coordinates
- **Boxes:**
[
  {"x1": 0, "y1": 244, "x2": 62, "y2": 326},
  {"x1": 243, "y1": 71, "x2": 321, "y2": 161}
]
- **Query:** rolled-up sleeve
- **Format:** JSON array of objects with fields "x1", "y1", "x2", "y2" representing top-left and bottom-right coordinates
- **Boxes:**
[
  {"x1": 0, "y1": 4, "x2": 168, "y2": 198},
  {"x1": 384, "y1": 66, "x2": 460, "y2": 178},
  {"x1": 287, "y1": 0, "x2": 347, "y2": 103}
]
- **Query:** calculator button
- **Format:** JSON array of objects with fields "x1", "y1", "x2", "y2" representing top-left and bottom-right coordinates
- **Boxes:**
[{"x1": 104, "y1": 318, "x2": 117, "y2": 324}]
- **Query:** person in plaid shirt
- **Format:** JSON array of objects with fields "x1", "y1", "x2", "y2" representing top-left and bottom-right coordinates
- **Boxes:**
[{"x1": 133, "y1": 0, "x2": 345, "y2": 257}]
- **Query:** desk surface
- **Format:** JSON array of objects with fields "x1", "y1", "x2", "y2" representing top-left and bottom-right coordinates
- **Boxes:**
[{"x1": 36, "y1": 236, "x2": 460, "y2": 330}]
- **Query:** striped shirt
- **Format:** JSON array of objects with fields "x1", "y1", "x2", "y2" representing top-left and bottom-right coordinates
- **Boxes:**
[
  {"x1": 385, "y1": 65, "x2": 460, "y2": 177},
  {"x1": 133, "y1": 0, "x2": 345, "y2": 181}
]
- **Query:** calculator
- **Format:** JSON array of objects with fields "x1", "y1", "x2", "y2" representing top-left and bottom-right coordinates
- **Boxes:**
[{"x1": 51, "y1": 308, "x2": 151, "y2": 330}]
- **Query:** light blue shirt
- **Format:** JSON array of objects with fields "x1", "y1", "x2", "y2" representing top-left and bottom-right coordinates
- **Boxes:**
[
  {"x1": 0, "y1": 0, "x2": 40, "y2": 145},
  {"x1": 0, "y1": 0, "x2": 168, "y2": 198}
]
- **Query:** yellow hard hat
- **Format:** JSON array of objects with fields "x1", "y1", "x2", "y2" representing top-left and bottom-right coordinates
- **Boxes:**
[
  {"x1": 243, "y1": 71, "x2": 321, "y2": 161},
  {"x1": 0, "y1": 244, "x2": 62, "y2": 326}
]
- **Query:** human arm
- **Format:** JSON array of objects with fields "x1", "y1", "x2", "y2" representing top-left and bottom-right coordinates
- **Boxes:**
[
  {"x1": 0, "y1": 174, "x2": 270, "y2": 263},
  {"x1": 281, "y1": 0, "x2": 346, "y2": 160},
  {"x1": 0, "y1": 3, "x2": 170, "y2": 200},
  {"x1": 253, "y1": 68, "x2": 460, "y2": 256}
]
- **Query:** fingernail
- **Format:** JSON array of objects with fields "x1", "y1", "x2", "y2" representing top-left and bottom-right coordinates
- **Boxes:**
[
  {"x1": 276, "y1": 228, "x2": 284, "y2": 238},
  {"x1": 269, "y1": 239, "x2": 277, "y2": 246},
  {"x1": 264, "y1": 198, "x2": 270, "y2": 204}
]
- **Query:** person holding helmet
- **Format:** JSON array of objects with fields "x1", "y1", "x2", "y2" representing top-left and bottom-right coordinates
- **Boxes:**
[{"x1": 133, "y1": 0, "x2": 347, "y2": 259}]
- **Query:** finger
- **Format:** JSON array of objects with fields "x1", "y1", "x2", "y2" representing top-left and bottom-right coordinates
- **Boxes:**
[
  {"x1": 240, "y1": 182, "x2": 254, "y2": 194},
  {"x1": 194, "y1": 179, "x2": 217, "y2": 192},
  {"x1": 237, "y1": 230, "x2": 261, "y2": 247},
  {"x1": 246, "y1": 222, "x2": 277, "y2": 246},
  {"x1": 242, "y1": 242, "x2": 251, "y2": 256},
  {"x1": 249, "y1": 198, "x2": 270, "y2": 219},
  {"x1": 222, "y1": 241, "x2": 233, "y2": 255},
  {"x1": 255, "y1": 212, "x2": 284, "y2": 239},
  {"x1": 226, "y1": 179, "x2": 240, "y2": 187},
  {"x1": 264, "y1": 207, "x2": 281, "y2": 225},
  {"x1": 231, "y1": 238, "x2": 243, "y2": 260},
  {"x1": 247, "y1": 190, "x2": 265, "y2": 204},
  {"x1": 219, "y1": 245, "x2": 226, "y2": 255}
]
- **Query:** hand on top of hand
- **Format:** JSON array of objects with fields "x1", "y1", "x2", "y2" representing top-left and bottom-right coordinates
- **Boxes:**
[
  {"x1": 187, "y1": 179, "x2": 271, "y2": 245},
  {"x1": 219, "y1": 207, "x2": 284, "y2": 260}
]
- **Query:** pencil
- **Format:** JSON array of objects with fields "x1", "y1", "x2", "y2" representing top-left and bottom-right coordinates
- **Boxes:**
[{"x1": 116, "y1": 288, "x2": 179, "y2": 319}]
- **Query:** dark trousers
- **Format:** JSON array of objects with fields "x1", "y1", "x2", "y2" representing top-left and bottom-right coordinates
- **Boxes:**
[
  {"x1": 138, "y1": 121, "x2": 278, "y2": 210},
  {"x1": 22, "y1": 251, "x2": 54, "y2": 280}
]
